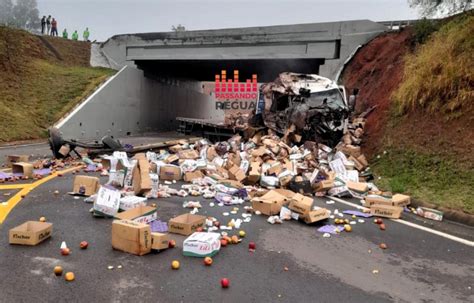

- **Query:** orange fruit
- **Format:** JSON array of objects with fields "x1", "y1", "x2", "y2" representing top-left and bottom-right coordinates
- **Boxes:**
[
  {"x1": 53, "y1": 266, "x2": 63, "y2": 276},
  {"x1": 64, "y1": 272, "x2": 75, "y2": 281}
]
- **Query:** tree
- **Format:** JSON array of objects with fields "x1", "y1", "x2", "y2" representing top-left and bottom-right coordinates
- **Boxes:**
[
  {"x1": 408, "y1": 0, "x2": 472, "y2": 17},
  {"x1": 171, "y1": 24, "x2": 186, "y2": 32},
  {"x1": 0, "y1": 0, "x2": 14, "y2": 26},
  {"x1": 0, "y1": 0, "x2": 39, "y2": 30}
]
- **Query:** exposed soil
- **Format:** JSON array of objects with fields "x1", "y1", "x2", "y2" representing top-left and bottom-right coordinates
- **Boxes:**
[{"x1": 341, "y1": 29, "x2": 413, "y2": 158}]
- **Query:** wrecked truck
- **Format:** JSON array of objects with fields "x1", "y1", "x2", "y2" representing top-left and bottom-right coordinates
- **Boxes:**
[{"x1": 253, "y1": 73, "x2": 350, "y2": 147}]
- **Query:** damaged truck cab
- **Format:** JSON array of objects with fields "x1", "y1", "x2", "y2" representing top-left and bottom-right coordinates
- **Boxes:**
[{"x1": 255, "y1": 73, "x2": 350, "y2": 147}]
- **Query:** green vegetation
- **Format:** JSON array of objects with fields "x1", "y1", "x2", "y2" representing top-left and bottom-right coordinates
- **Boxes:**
[
  {"x1": 412, "y1": 18, "x2": 439, "y2": 44},
  {"x1": 0, "y1": 26, "x2": 114, "y2": 142},
  {"x1": 378, "y1": 12, "x2": 474, "y2": 214},
  {"x1": 392, "y1": 13, "x2": 473, "y2": 116},
  {"x1": 373, "y1": 149, "x2": 473, "y2": 213}
]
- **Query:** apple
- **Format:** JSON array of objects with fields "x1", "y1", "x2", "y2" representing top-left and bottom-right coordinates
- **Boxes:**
[
  {"x1": 39, "y1": 217, "x2": 46, "y2": 222},
  {"x1": 204, "y1": 257, "x2": 213, "y2": 266},
  {"x1": 344, "y1": 224, "x2": 352, "y2": 232},
  {"x1": 238, "y1": 230, "x2": 246, "y2": 238},
  {"x1": 168, "y1": 240, "x2": 176, "y2": 248},
  {"x1": 220, "y1": 239, "x2": 228, "y2": 247},
  {"x1": 53, "y1": 266, "x2": 63, "y2": 276},
  {"x1": 61, "y1": 248, "x2": 71, "y2": 256},
  {"x1": 379, "y1": 223, "x2": 386, "y2": 231},
  {"x1": 171, "y1": 260, "x2": 180, "y2": 270},
  {"x1": 221, "y1": 278, "x2": 230, "y2": 288},
  {"x1": 248, "y1": 242, "x2": 256, "y2": 251},
  {"x1": 64, "y1": 272, "x2": 75, "y2": 282},
  {"x1": 196, "y1": 227, "x2": 204, "y2": 232},
  {"x1": 231, "y1": 235, "x2": 239, "y2": 244},
  {"x1": 379, "y1": 243, "x2": 387, "y2": 249},
  {"x1": 80, "y1": 241, "x2": 88, "y2": 249}
]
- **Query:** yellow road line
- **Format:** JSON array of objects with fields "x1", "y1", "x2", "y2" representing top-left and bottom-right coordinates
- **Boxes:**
[
  {"x1": 0, "y1": 184, "x2": 29, "y2": 190},
  {"x1": 0, "y1": 166, "x2": 81, "y2": 224}
]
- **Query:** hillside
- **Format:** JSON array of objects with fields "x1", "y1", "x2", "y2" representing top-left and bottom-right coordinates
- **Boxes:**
[
  {"x1": 342, "y1": 13, "x2": 473, "y2": 214},
  {"x1": 0, "y1": 26, "x2": 114, "y2": 143}
]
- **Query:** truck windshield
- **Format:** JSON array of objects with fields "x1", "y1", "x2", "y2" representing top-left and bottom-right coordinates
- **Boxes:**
[{"x1": 306, "y1": 88, "x2": 346, "y2": 109}]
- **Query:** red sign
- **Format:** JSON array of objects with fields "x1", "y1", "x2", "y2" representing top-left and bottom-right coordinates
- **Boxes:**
[{"x1": 214, "y1": 70, "x2": 258, "y2": 100}]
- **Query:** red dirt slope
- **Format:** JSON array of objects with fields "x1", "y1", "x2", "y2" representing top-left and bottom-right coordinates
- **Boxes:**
[{"x1": 341, "y1": 29, "x2": 413, "y2": 158}]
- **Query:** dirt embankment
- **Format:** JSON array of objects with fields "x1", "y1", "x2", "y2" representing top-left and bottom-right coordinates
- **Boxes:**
[{"x1": 341, "y1": 29, "x2": 413, "y2": 159}]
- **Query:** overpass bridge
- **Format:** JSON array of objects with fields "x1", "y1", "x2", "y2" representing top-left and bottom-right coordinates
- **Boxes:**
[{"x1": 57, "y1": 20, "x2": 388, "y2": 139}]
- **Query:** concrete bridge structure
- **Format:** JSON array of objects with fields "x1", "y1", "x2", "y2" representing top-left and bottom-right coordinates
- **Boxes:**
[{"x1": 57, "y1": 20, "x2": 387, "y2": 139}]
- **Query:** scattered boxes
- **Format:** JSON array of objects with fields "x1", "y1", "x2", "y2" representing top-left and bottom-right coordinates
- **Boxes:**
[
  {"x1": 370, "y1": 204, "x2": 403, "y2": 219},
  {"x1": 111, "y1": 220, "x2": 151, "y2": 256},
  {"x1": 288, "y1": 193, "x2": 313, "y2": 215},
  {"x1": 72, "y1": 175, "x2": 100, "y2": 196},
  {"x1": 12, "y1": 162, "x2": 33, "y2": 178},
  {"x1": 93, "y1": 186, "x2": 121, "y2": 217},
  {"x1": 168, "y1": 213, "x2": 206, "y2": 236},
  {"x1": 183, "y1": 232, "x2": 221, "y2": 257},
  {"x1": 416, "y1": 207, "x2": 443, "y2": 221},
  {"x1": 6, "y1": 155, "x2": 29, "y2": 167},
  {"x1": 151, "y1": 232, "x2": 170, "y2": 251},
  {"x1": 251, "y1": 190, "x2": 289, "y2": 216},
  {"x1": 115, "y1": 206, "x2": 158, "y2": 224},
  {"x1": 9, "y1": 221, "x2": 53, "y2": 246}
]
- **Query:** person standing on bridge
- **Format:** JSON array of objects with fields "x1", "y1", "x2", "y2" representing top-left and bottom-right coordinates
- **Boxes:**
[
  {"x1": 62, "y1": 28, "x2": 68, "y2": 39},
  {"x1": 50, "y1": 18, "x2": 58, "y2": 36},
  {"x1": 72, "y1": 30, "x2": 79, "y2": 41},
  {"x1": 46, "y1": 15, "x2": 52, "y2": 35},
  {"x1": 83, "y1": 28, "x2": 90, "y2": 41},
  {"x1": 40, "y1": 16, "x2": 46, "y2": 34}
]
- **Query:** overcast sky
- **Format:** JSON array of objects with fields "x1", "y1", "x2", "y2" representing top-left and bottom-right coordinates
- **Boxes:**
[{"x1": 37, "y1": 0, "x2": 419, "y2": 41}]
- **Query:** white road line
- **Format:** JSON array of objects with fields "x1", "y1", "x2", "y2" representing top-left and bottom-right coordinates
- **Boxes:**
[{"x1": 325, "y1": 196, "x2": 474, "y2": 247}]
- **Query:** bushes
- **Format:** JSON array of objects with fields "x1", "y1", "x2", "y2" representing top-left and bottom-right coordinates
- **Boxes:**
[{"x1": 392, "y1": 13, "x2": 473, "y2": 116}]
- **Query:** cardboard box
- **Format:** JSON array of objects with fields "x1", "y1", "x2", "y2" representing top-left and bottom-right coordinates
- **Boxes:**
[
  {"x1": 115, "y1": 206, "x2": 157, "y2": 224},
  {"x1": 228, "y1": 165, "x2": 246, "y2": 182},
  {"x1": 132, "y1": 158, "x2": 152, "y2": 195},
  {"x1": 364, "y1": 195, "x2": 393, "y2": 207},
  {"x1": 288, "y1": 193, "x2": 313, "y2": 215},
  {"x1": 392, "y1": 194, "x2": 411, "y2": 207},
  {"x1": 340, "y1": 145, "x2": 361, "y2": 158},
  {"x1": 6, "y1": 155, "x2": 29, "y2": 167},
  {"x1": 346, "y1": 181, "x2": 369, "y2": 193},
  {"x1": 218, "y1": 179, "x2": 244, "y2": 189},
  {"x1": 178, "y1": 149, "x2": 200, "y2": 160},
  {"x1": 93, "y1": 186, "x2": 121, "y2": 217},
  {"x1": 111, "y1": 220, "x2": 151, "y2": 256},
  {"x1": 165, "y1": 154, "x2": 179, "y2": 164},
  {"x1": 183, "y1": 232, "x2": 221, "y2": 257},
  {"x1": 169, "y1": 144, "x2": 183, "y2": 153},
  {"x1": 302, "y1": 208, "x2": 330, "y2": 224},
  {"x1": 247, "y1": 161, "x2": 261, "y2": 184},
  {"x1": 9, "y1": 221, "x2": 52, "y2": 245},
  {"x1": 119, "y1": 195, "x2": 147, "y2": 211},
  {"x1": 267, "y1": 162, "x2": 282, "y2": 176},
  {"x1": 12, "y1": 162, "x2": 33, "y2": 178},
  {"x1": 168, "y1": 213, "x2": 206, "y2": 236},
  {"x1": 370, "y1": 205, "x2": 403, "y2": 219},
  {"x1": 72, "y1": 175, "x2": 100, "y2": 196},
  {"x1": 251, "y1": 190, "x2": 288, "y2": 216},
  {"x1": 151, "y1": 232, "x2": 170, "y2": 251},
  {"x1": 313, "y1": 179, "x2": 335, "y2": 192},
  {"x1": 159, "y1": 165, "x2": 182, "y2": 181},
  {"x1": 278, "y1": 171, "x2": 293, "y2": 187},
  {"x1": 206, "y1": 146, "x2": 218, "y2": 161},
  {"x1": 184, "y1": 170, "x2": 204, "y2": 182}
]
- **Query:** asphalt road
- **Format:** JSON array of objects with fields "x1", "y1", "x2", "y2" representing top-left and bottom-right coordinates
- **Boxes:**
[{"x1": 0, "y1": 141, "x2": 473, "y2": 302}]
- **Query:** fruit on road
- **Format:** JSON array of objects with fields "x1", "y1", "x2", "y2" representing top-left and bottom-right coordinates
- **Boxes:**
[
  {"x1": 220, "y1": 239, "x2": 228, "y2": 247},
  {"x1": 344, "y1": 224, "x2": 352, "y2": 232},
  {"x1": 53, "y1": 266, "x2": 63, "y2": 276},
  {"x1": 168, "y1": 240, "x2": 176, "y2": 248},
  {"x1": 64, "y1": 272, "x2": 75, "y2": 281},
  {"x1": 380, "y1": 243, "x2": 388, "y2": 249},
  {"x1": 79, "y1": 241, "x2": 88, "y2": 249},
  {"x1": 238, "y1": 230, "x2": 246, "y2": 238},
  {"x1": 171, "y1": 260, "x2": 180, "y2": 270},
  {"x1": 204, "y1": 257, "x2": 213, "y2": 266},
  {"x1": 231, "y1": 235, "x2": 239, "y2": 244},
  {"x1": 39, "y1": 217, "x2": 46, "y2": 222},
  {"x1": 248, "y1": 242, "x2": 256, "y2": 250},
  {"x1": 61, "y1": 248, "x2": 71, "y2": 256},
  {"x1": 379, "y1": 223, "x2": 386, "y2": 231},
  {"x1": 221, "y1": 278, "x2": 230, "y2": 288}
]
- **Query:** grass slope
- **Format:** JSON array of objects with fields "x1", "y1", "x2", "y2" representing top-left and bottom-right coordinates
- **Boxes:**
[
  {"x1": 374, "y1": 13, "x2": 474, "y2": 214},
  {"x1": 0, "y1": 26, "x2": 114, "y2": 142}
]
